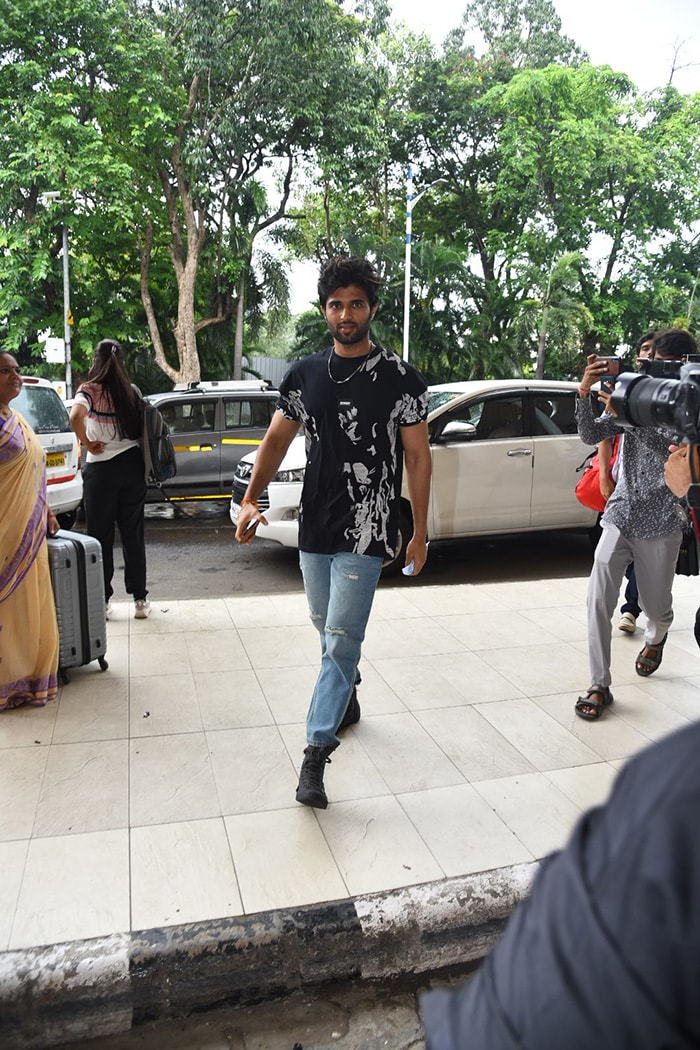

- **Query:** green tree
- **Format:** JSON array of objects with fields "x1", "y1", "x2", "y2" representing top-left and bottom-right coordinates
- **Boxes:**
[
  {"x1": 0, "y1": 0, "x2": 389, "y2": 386},
  {"x1": 400, "y1": 34, "x2": 700, "y2": 374},
  {"x1": 514, "y1": 252, "x2": 594, "y2": 377},
  {"x1": 0, "y1": 0, "x2": 167, "y2": 374},
  {"x1": 459, "y1": 0, "x2": 586, "y2": 70},
  {"x1": 135, "y1": 0, "x2": 389, "y2": 384}
]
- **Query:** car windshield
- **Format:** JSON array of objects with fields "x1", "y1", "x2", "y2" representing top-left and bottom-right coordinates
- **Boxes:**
[
  {"x1": 427, "y1": 390, "x2": 464, "y2": 414},
  {"x1": 14, "y1": 385, "x2": 71, "y2": 433}
]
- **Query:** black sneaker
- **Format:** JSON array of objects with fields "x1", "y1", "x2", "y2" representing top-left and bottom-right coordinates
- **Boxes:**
[
  {"x1": 338, "y1": 685, "x2": 361, "y2": 730},
  {"x1": 295, "y1": 745, "x2": 337, "y2": 809}
]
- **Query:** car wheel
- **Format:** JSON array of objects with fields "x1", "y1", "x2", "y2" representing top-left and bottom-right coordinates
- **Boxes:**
[
  {"x1": 381, "y1": 508, "x2": 412, "y2": 577},
  {"x1": 56, "y1": 509, "x2": 77, "y2": 530}
]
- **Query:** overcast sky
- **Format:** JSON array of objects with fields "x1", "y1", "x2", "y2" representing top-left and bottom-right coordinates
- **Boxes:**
[{"x1": 390, "y1": 0, "x2": 700, "y2": 94}]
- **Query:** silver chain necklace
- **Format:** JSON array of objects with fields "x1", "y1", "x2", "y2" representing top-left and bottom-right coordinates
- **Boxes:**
[{"x1": 327, "y1": 344, "x2": 374, "y2": 385}]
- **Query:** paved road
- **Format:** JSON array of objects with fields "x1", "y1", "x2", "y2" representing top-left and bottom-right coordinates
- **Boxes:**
[
  {"x1": 57, "y1": 966, "x2": 477, "y2": 1049},
  {"x1": 61, "y1": 509, "x2": 588, "y2": 1048},
  {"x1": 103, "y1": 500, "x2": 595, "y2": 602}
]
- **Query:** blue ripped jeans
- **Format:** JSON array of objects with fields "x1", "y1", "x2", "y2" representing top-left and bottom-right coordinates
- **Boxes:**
[{"x1": 299, "y1": 551, "x2": 383, "y2": 746}]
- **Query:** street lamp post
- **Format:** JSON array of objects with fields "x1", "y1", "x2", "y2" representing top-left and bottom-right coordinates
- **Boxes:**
[
  {"x1": 43, "y1": 192, "x2": 73, "y2": 397},
  {"x1": 402, "y1": 165, "x2": 446, "y2": 363},
  {"x1": 62, "y1": 221, "x2": 72, "y2": 398}
]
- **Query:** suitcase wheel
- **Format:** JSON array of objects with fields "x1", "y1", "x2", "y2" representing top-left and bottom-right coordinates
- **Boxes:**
[{"x1": 98, "y1": 656, "x2": 109, "y2": 672}]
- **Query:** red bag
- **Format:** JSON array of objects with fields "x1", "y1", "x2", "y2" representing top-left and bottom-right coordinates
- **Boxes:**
[{"x1": 575, "y1": 434, "x2": 620, "y2": 513}]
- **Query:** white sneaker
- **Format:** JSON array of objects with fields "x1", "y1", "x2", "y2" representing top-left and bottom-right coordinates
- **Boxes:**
[
  {"x1": 134, "y1": 599, "x2": 151, "y2": 619},
  {"x1": 105, "y1": 601, "x2": 113, "y2": 620},
  {"x1": 618, "y1": 611, "x2": 637, "y2": 633}
]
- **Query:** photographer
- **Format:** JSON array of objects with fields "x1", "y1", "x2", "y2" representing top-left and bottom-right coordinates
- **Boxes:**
[
  {"x1": 610, "y1": 332, "x2": 655, "y2": 634},
  {"x1": 574, "y1": 328, "x2": 697, "y2": 721}
]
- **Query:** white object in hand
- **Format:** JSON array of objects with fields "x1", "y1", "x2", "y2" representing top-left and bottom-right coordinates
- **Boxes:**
[{"x1": 402, "y1": 560, "x2": 415, "y2": 576}]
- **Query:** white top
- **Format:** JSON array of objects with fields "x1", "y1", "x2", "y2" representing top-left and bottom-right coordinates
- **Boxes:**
[{"x1": 74, "y1": 383, "x2": 140, "y2": 463}]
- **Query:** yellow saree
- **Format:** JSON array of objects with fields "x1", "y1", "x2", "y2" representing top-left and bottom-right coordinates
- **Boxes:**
[{"x1": 0, "y1": 409, "x2": 59, "y2": 710}]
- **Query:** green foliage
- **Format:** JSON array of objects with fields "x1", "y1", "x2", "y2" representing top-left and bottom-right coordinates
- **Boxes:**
[
  {"x1": 288, "y1": 309, "x2": 328, "y2": 361},
  {"x1": 461, "y1": 0, "x2": 587, "y2": 70},
  {"x1": 391, "y1": 22, "x2": 700, "y2": 377},
  {"x1": 0, "y1": 0, "x2": 174, "y2": 374},
  {"x1": 1, "y1": 0, "x2": 699, "y2": 389},
  {"x1": 0, "y1": 0, "x2": 389, "y2": 384}
]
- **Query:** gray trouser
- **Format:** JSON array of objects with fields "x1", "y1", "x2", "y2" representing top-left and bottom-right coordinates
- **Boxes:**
[{"x1": 587, "y1": 524, "x2": 681, "y2": 687}]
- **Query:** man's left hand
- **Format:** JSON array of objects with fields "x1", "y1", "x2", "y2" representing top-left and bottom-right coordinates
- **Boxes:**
[{"x1": 403, "y1": 537, "x2": 429, "y2": 577}]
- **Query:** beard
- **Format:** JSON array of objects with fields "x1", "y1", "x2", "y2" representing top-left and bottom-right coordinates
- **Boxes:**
[{"x1": 325, "y1": 316, "x2": 372, "y2": 347}]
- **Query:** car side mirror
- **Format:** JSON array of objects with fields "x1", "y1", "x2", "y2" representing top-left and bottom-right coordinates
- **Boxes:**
[{"x1": 436, "y1": 420, "x2": 477, "y2": 443}]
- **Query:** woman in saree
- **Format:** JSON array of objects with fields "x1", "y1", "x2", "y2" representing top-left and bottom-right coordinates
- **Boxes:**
[{"x1": 0, "y1": 352, "x2": 60, "y2": 711}]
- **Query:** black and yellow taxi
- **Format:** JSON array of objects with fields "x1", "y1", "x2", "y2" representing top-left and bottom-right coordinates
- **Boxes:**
[{"x1": 145, "y1": 380, "x2": 278, "y2": 501}]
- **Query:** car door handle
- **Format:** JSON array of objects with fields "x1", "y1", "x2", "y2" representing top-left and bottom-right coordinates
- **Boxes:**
[{"x1": 506, "y1": 448, "x2": 532, "y2": 456}]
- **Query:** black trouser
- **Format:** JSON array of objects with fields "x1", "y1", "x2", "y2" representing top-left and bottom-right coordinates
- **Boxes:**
[{"x1": 82, "y1": 446, "x2": 148, "y2": 602}]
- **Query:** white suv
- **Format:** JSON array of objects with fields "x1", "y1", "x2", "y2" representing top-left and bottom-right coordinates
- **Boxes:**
[
  {"x1": 230, "y1": 379, "x2": 599, "y2": 572},
  {"x1": 14, "y1": 376, "x2": 83, "y2": 527},
  {"x1": 231, "y1": 433, "x2": 306, "y2": 544}
]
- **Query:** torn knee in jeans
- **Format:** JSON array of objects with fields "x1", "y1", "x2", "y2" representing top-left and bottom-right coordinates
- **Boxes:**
[{"x1": 326, "y1": 626, "x2": 347, "y2": 637}]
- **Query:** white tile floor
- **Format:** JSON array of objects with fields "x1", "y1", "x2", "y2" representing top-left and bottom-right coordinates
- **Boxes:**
[{"x1": 2, "y1": 575, "x2": 700, "y2": 953}]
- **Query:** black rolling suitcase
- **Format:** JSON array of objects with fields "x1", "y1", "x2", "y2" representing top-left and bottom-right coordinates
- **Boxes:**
[{"x1": 47, "y1": 529, "x2": 109, "y2": 683}]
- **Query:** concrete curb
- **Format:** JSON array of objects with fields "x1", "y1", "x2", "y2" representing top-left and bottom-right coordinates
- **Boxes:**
[{"x1": 1, "y1": 862, "x2": 536, "y2": 1049}]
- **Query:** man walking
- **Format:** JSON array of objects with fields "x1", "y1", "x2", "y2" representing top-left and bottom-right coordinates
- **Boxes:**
[{"x1": 235, "y1": 255, "x2": 431, "y2": 807}]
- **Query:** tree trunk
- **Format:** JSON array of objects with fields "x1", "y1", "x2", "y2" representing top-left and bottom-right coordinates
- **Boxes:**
[
  {"x1": 173, "y1": 249, "x2": 203, "y2": 385},
  {"x1": 233, "y1": 273, "x2": 245, "y2": 380},
  {"x1": 140, "y1": 220, "x2": 179, "y2": 386},
  {"x1": 536, "y1": 263, "x2": 554, "y2": 380}
]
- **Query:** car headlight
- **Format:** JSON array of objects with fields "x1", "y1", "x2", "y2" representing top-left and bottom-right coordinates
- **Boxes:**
[{"x1": 273, "y1": 467, "x2": 305, "y2": 483}]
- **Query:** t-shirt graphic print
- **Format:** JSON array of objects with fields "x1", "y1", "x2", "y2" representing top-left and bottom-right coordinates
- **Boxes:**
[{"x1": 277, "y1": 344, "x2": 428, "y2": 558}]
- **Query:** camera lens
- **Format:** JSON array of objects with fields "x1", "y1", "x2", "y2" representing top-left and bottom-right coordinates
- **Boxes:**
[{"x1": 610, "y1": 372, "x2": 700, "y2": 436}]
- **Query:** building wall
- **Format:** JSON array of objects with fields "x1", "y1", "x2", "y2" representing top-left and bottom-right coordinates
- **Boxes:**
[{"x1": 243, "y1": 355, "x2": 290, "y2": 389}]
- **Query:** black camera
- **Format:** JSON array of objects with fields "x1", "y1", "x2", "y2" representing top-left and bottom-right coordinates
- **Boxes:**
[
  {"x1": 609, "y1": 358, "x2": 700, "y2": 439},
  {"x1": 638, "y1": 358, "x2": 687, "y2": 378}
]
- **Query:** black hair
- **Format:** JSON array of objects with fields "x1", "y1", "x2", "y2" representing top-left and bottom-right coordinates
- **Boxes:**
[
  {"x1": 652, "y1": 328, "x2": 698, "y2": 360},
  {"x1": 87, "y1": 339, "x2": 142, "y2": 440},
  {"x1": 635, "y1": 331, "x2": 656, "y2": 353},
  {"x1": 317, "y1": 256, "x2": 381, "y2": 308}
]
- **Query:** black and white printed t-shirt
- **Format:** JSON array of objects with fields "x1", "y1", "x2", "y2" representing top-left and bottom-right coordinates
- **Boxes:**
[{"x1": 277, "y1": 343, "x2": 429, "y2": 558}]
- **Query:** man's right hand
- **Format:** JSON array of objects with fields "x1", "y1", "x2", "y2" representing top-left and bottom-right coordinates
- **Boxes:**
[
  {"x1": 579, "y1": 354, "x2": 613, "y2": 394},
  {"x1": 235, "y1": 505, "x2": 267, "y2": 543},
  {"x1": 599, "y1": 475, "x2": 615, "y2": 501}
]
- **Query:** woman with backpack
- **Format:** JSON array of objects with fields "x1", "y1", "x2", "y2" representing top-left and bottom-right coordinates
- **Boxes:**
[{"x1": 70, "y1": 339, "x2": 150, "y2": 619}]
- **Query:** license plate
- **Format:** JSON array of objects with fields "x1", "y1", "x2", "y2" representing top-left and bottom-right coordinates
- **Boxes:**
[{"x1": 46, "y1": 452, "x2": 65, "y2": 468}]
